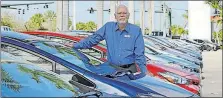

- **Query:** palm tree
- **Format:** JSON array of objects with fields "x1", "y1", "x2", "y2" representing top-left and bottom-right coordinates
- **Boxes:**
[
  {"x1": 26, "y1": 13, "x2": 45, "y2": 31},
  {"x1": 170, "y1": 25, "x2": 187, "y2": 36},
  {"x1": 18, "y1": 65, "x2": 79, "y2": 95},
  {"x1": 170, "y1": 25, "x2": 178, "y2": 36},
  {"x1": 1, "y1": 68, "x2": 22, "y2": 92},
  {"x1": 43, "y1": 10, "x2": 56, "y2": 31},
  {"x1": 177, "y1": 27, "x2": 186, "y2": 36},
  {"x1": 206, "y1": 0, "x2": 222, "y2": 44}
]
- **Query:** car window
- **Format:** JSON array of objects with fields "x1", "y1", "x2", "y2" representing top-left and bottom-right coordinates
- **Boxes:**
[{"x1": 198, "y1": 40, "x2": 203, "y2": 43}]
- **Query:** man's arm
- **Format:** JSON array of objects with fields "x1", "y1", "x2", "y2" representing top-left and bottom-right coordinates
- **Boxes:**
[
  {"x1": 73, "y1": 23, "x2": 107, "y2": 49},
  {"x1": 134, "y1": 28, "x2": 147, "y2": 74}
]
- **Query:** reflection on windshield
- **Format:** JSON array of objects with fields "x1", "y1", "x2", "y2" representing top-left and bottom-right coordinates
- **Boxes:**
[
  {"x1": 32, "y1": 41, "x2": 102, "y2": 70},
  {"x1": 1, "y1": 67, "x2": 22, "y2": 92},
  {"x1": 17, "y1": 64, "x2": 79, "y2": 94}
]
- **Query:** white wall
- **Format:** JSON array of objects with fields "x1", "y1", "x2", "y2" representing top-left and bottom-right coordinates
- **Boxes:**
[{"x1": 188, "y1": 1, "x2": 211, "y2": 41}]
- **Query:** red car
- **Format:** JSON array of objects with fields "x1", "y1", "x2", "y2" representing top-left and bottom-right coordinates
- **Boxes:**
[
  {"x1": 146, "y1": 61, "x2": 201, "y2": 95},
  {"x1": 21, "y1": 31, "x2": 201, "y2": 95}
]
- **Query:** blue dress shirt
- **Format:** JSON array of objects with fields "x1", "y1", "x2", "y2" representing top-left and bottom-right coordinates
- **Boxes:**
[{"x1": 74, "y1": 22, "x2": 147, "y2": 74}]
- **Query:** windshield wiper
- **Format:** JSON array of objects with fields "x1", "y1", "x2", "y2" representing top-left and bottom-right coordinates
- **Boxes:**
[{"x1": 78, "y1": 91, "x2": 102, "y2": 98}]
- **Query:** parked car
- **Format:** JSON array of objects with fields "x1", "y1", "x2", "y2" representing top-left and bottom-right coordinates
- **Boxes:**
[
  {"x1": 1, "y1": 26, "x2": 12, "y2": 32},
  {"x1": 171, "y1": 39, "x2": 204, "y2": 52},
  {"x1": 1, "y1": 31, "x2": 199, "y2": 97},
  {"x1": 144, "y1": 37, "x2": 203, "y2": 69},
  {"x1": 181, "y1": 39, "x2": 209, "y2": 51},
  {"x1": 2, "y1": 51, "x2": 118, "y2": 98},
  {"x1": 145, "y1": 36, "x2": 202, "y2": 60},
  {"x1": 146, "y1": 62, "x2": 201, "y2": 95},
  {"x1": 149, "y1": 36, "x2": 202, "y2": 59},
  {"x1": 193, "y1": 39, "x2": 219, "y2": 51},
  {"x1": 144, "y1": 46, "x2": 201, "y2": 77},
  {"x1": 21, "y1": 31, "x2": 201, "y2": 90},
  {"x1": 20, "y1": 31, "x2": 202, "y2": 94}
]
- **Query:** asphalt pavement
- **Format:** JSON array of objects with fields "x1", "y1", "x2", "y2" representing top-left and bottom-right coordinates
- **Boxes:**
[{"x1": 201, "y1": 50, "x2": 222, "y2": 97}]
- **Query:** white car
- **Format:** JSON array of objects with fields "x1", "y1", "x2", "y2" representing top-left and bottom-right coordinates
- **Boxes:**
[{"x1": 1, "y1": 26, "x2": 12, "y2": 31}]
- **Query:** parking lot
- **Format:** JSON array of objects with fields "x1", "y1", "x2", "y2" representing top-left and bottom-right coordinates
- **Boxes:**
[{"x1": 202, "y1": 50, "x2": 222, "y2": 97}]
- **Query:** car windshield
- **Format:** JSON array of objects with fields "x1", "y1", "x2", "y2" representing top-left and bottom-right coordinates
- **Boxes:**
[
  {"x1": 30, "y1": 41, "x2": 103, "y2": 69},
  {"x1": 145, "y1": 36, "x2": 171, "y2": 48},
  {"x1": 144, "y1": 39, "x2": 166, "y2": 51},
  {"x1": 1, "y1": 51, "x2": 81, "y2": 97},
  {"x1": 145, "y1": 47, "x2": 159, "y2": 55},
  {"x1": 3, "y1": 34, "x2": 102, "y2": 71}
]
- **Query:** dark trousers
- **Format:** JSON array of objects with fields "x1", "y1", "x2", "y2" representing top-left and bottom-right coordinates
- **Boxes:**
[{"x1": 109, "y1": 63, "x2": 138, "y2": 73}]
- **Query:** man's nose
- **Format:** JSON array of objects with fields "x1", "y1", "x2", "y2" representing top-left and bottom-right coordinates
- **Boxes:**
[{"x1": 120, "y1": 15, "x2": 125, "y2": 17}]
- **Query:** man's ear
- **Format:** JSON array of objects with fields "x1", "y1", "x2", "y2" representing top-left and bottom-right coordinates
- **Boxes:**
[{"x1": 127, "y1": 13, "x2": 130, "y2": 19}]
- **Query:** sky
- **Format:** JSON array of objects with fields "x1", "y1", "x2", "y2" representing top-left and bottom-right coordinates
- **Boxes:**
[{"x1": 1, "y1": 1, "x2": 188, "y2": 31}]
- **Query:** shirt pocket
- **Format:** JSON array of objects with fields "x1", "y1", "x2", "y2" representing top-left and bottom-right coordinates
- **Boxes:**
[{"x1": 123, "y1": 37, "x2": 134, "y2": 51}]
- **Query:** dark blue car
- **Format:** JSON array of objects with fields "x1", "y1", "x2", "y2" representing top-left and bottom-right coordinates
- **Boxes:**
[{"x1": 1, "y1": 31, "x2": 199, "y2": 97}]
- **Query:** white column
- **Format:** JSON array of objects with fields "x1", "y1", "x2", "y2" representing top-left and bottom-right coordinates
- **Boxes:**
[
  {"x1": 163, "y1": 2, "x2": 166, "y2": 37},
  {"x1": 56, "y1": 1, "x2": 63, "y2": 31},
  {"x1": 62, "y1": 0, "x2": 69, "y2": 31},
  {"x1": 148, "y1": 1, "x2": 154, "y2": 34},
  {"x1": 110, "y1": 1, "x2": 116, "y2": 21},
  {"x1": 97, "y1": 1, "x2": 104, "y2": 29},
  {"x1": 72, "y1": 1, "x2": 76, "y2": 30},
  {"x1": 140, "y1": 1, "x2": 145, "y2": 35},
  {"x1": 117, "y1": 1, "x2": 121, "y2": 5},
  {"x1": 128, "y1": 1, "x2": 135, "y2": 24},
  {"x1": 188, "y1": 1, "x2": 211, "y2": 41}
]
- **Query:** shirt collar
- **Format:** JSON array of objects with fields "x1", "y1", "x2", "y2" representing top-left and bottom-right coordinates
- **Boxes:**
[{"x1": 115, "y1": 22, "x2": 130, "y2": 33}]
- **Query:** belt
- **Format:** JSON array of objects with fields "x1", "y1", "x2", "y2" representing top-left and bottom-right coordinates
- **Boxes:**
[
  {"x1": 120, "y1": 63, "x2": 135, "y2": 68},
  {"x1": 109, "y1": 63, "x2": 135, "y2": 69}
]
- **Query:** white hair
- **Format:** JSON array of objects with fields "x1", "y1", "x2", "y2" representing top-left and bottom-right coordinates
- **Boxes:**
[{"x1": 115, "y1": 4, "x2": 129, "y2": 15}]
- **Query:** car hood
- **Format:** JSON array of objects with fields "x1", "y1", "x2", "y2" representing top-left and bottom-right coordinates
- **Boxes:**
[
  {"x1": 96, "y1": 63, "x2": 198, "y2": 97},
  {"x1": 127, "y1": 75, "x2": 198, "y2": 97}
]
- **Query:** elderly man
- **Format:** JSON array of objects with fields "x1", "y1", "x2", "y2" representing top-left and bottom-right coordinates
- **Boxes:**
[{"x1": 73, "y1": 4, "x2": 147, "y2": 76}]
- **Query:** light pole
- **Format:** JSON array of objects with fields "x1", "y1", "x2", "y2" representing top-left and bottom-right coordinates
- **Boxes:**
[
  {"x1": 72, "y1": 1, "x2": 76, "y2": 30},
  {"x1": 96, "y1": 1, "x2": 104, "y2": 29}
]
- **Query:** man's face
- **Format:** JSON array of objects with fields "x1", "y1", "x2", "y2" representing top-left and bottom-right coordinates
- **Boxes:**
[{"x1": 115, "y1": 7, "x2": 129, "y2": 24}]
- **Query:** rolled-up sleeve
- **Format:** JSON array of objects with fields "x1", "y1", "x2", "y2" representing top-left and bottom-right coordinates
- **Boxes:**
[
  {"x1": 134, "y1": 28, "x2": 147, "y2": 74},
  {"x1": 73, "y1": 23, "x2": 107, "y2": 49}
]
